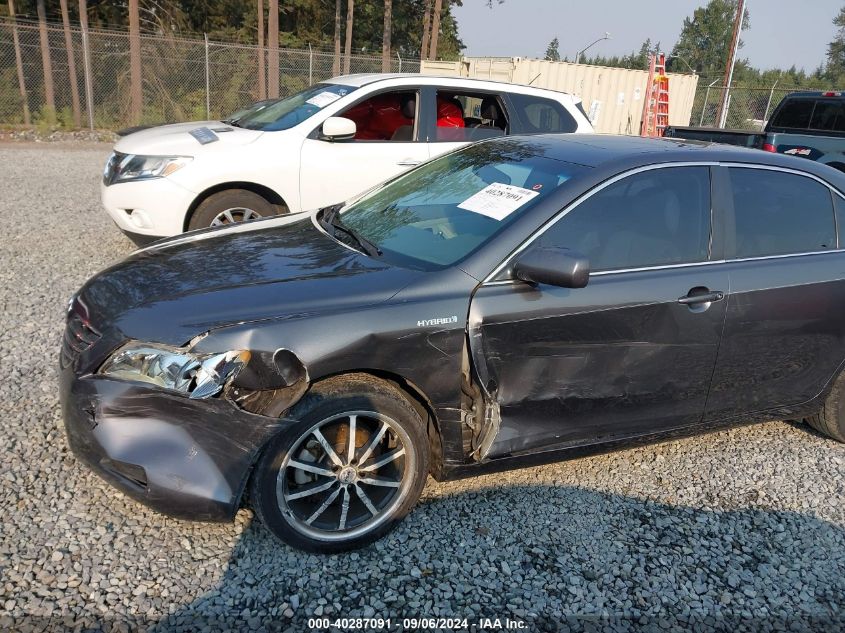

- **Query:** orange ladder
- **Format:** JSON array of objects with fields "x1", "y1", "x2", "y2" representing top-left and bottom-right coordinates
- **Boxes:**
[{"x1": 640, "y1": 53, "x2": 670, "y2": 137}]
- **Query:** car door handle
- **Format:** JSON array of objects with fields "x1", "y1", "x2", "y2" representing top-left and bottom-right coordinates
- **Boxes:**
[
  {"x1": 677, "y1": 291, "x2": 725, "y2": 305},
  {"x1": 397, "y1": 159, "x2": 421, "y2": 167}
]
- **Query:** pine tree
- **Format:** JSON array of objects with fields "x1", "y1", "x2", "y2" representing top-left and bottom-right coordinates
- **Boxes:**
[
  {"x1": 544, "y1": 37, "x2": 560, "y2": 62},
  {"x1": 671, "y1": 0, "x2": 749, "y2": 75},
  {"x1": 827, "y1": 6, "x2": 845, "y2": 82}
]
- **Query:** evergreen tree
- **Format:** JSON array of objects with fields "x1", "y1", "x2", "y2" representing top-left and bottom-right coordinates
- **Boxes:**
[
  {"x1": 3, "y1": 0, "x2": 464, "y2": 59},
  {"x1": 544, "y1": 37, "x2": 560, "y2": 62},
  {"x1": 827, "y1": 6, "x2": 845, "y2": 82},
  {"x1": 671, "y1": 0, "x2": 749, "y2": 75}
]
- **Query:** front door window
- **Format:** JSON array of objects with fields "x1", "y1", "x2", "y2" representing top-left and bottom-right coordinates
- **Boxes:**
[{"x1": 337, "y1": 91, "x2": 419, "y2": 142}]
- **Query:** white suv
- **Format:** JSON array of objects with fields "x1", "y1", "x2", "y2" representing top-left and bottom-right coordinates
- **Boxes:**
[{"x1": 101, "y1": 73, "x2": 593, "y2": 243}]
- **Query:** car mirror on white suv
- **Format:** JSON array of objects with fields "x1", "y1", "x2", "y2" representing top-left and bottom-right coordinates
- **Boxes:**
[{"x1": 320, "y1": 117, "x2": 357, "y2": 142}]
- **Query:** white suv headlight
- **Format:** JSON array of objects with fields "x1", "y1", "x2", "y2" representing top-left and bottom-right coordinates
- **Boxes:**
[
  {"x1": 99, "y1": 343, "x2": 250, "y2": 399},
  {"x1": 103, "y1": 153, "x2": 192, "y2": 185}
]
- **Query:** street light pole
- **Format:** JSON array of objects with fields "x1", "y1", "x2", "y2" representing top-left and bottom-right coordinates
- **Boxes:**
[
  {"x1": 574, "y1": 32, "x2": 610, "y2": 64},
  {"x1": 667, "y1": 55, "x2": 696, "y2": 75}
]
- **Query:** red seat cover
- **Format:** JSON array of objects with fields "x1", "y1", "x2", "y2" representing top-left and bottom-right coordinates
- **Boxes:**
[{"x1": 436, "y1": 97, "x2": 465, "y2": 141}]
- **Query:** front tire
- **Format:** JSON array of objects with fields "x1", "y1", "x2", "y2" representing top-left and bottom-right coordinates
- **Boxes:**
[
  {"x1": 188, "y1": 189, "x2": 281, "y2": 231},
  {"x1": 250, "y1": 375, "x2": 430, "y2": 552},
  {"x1": 806, "y1": 372, "x2": 845, "y2": 442}
]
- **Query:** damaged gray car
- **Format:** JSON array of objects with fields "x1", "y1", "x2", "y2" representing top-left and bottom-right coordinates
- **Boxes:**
[{"x1": 61, "y1": 134, "x2": 845, "y2": 551}]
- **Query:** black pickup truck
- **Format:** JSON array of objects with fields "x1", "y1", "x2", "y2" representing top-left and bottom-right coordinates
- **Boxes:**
[{"x1": 665, "y1": 91, "x2": 845, "y2": 172}]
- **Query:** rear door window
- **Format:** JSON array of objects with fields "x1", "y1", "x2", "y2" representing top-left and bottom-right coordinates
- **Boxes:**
[
  {"x1": 729, "y1": 168, "x2": 836, "y2": 258},
  {"x1": 770, "y1": 99, "x2": 814, "y2": 130},
  {"x1": 809, "y1": 100, "x2": 845, "y2": 132},
  {"x1": 432, "y1": 90, "x2": 509, "y2": 142},
  {"x1": 508, "y1": 93, "x2": 579, "y2": 134}
]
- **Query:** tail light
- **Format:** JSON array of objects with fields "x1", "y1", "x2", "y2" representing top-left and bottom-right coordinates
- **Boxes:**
[{"x1": 762, "y1": 143, "x2": 777, "y2": 153}]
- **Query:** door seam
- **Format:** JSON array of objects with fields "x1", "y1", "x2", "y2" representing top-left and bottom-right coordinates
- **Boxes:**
[{"x1": 701, "y1": 273, "x2": 731, "y2": 417}]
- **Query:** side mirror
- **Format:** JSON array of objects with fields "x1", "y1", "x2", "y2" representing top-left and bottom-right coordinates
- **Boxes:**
[
  {"x1": 512, "y1": 247, "x2": 590, "y2": 289},
  {"x1": 320, "y1": 116, "x2": 356, "y2": 142}
]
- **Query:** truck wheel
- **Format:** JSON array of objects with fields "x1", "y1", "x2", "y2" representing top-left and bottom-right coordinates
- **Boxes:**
[
  {"x1": 806, "y1": 373, "x2": 845, "y2": 442},
  {"x1": 188, "y1": 189, "x2": 281, "y2": 231},
  {"x1": 250, "y1": 375, "x2": 430, "y2": 552}
]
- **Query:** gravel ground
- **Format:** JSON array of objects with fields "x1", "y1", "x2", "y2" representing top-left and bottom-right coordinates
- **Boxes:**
[{"x1": 0, "y1": 144, "x2": 844, "y2": 632}]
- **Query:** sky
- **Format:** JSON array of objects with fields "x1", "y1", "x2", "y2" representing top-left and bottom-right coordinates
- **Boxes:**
[{"x1": 452, "y1": 0, "x2": 841, "y2": 73}]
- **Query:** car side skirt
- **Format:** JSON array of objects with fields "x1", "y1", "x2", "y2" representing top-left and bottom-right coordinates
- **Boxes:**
[{"x1": 438, "y1": 397, "x2": 823, "y2": 482}]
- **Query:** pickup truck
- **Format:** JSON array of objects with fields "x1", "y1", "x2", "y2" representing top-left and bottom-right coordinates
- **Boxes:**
[{"x1": 665, "y1": 91, "x2": 845, "y2": 172}]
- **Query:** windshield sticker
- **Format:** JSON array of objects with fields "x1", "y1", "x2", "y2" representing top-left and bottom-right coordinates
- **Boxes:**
[
  {"x1": 189, "y1": 127, "x2": 219, "y2": 144},
  {"x1": 458, "y1": 182, "x2": 539, "y2": 221},
  {"x1": 306, "y1": 92, "x2": 342, "y2": 108}
]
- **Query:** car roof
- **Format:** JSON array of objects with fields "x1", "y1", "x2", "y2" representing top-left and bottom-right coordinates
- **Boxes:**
[
  {"x1": 481, "y1": 133, "x2": 844, "y2": 178},
  {"x1": 325, "y1": 73, "x2": 422, "y2": 87},
  {"x1": 324, "y1": 73, "x2": 578, "y2": 99},
  {"x1": 780, "y1": 90, "x2": 844, "y2": 99}
]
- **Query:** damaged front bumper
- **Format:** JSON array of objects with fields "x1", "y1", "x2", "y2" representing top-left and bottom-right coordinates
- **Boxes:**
[{"x1": 60, "y1": 368, "x2": 293, "y2": 521}]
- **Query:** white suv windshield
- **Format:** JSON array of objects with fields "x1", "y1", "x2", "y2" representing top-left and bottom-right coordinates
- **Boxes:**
[{"x1": 235, "y1": 84, "x2": 357, "y2": 131}]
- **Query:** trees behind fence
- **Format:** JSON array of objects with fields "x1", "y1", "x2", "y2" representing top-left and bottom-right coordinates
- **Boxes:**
[
  {"x1": 0, "y1": 17, "x2": 419, "y2": 130},
  {"x1": 1, "y1": 16, "x2": 836, "y2": 134}
]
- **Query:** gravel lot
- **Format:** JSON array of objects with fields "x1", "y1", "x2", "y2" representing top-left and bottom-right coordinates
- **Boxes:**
[{"x1": 1, "y1": 144, "x2": 844, "y2": 632}]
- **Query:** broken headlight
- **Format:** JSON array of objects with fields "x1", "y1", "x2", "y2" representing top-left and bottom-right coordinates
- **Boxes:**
[{"x1": 99, "y1": 343, "x2": 250, "y2": 399}]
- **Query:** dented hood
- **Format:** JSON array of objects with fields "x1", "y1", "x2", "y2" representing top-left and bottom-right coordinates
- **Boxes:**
[
  {"x1": 114, "y1": 121, "x2": 264, "y2": 156},
  {"x1": 78, "y1": 215, "x2": 421, "y2": 346}
]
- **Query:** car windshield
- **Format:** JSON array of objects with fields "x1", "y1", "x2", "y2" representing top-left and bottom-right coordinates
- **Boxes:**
[
  {"x1": 225, "y1": 98, "x2": 281, "y2": 124},
  {"x1": 235, "y1": 83, "x2": 356, "y2": 131},
  {"x1": 339, "y1": 139, "x2": 588, "y2": 269}
]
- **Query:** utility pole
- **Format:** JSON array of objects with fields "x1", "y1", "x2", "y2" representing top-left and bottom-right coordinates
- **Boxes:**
[{"x1": 717, "y1": 0, "x2": 745, "y2": 128}]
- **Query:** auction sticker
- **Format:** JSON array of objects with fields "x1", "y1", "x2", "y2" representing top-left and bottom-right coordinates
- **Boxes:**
[
  {"x1": 306, "y1": 92, "x2": 342, "y2": 108},
  {"x1": 458, "y1": 182, "x2": 539, "y2": 221}
]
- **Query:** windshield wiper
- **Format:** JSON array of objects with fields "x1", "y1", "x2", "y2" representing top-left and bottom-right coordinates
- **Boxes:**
[{"x1": 319, "y1": 205, "x2": 382, "y2": 257}]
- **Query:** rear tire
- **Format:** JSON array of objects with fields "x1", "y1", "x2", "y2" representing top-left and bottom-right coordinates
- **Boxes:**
[
  {"x1": 188, "y1": 189, "x2": 281, "y2": 231},
  {"x1": 250, "y1": 375, "x2": 430, "y2": 552},
  {"x1": 806, "y1": 373, "x2": 845, "y2": 442}
]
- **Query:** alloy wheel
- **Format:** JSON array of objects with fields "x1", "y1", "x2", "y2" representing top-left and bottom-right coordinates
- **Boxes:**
[
  {"x1": 210, "y1": 206, "x2": 262, "y2": 226},
  {"x1": 276, "y1": 411, "x2": 414, "y2": 541}
]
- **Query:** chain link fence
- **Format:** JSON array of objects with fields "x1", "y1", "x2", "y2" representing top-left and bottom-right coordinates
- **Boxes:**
[
  {"x1": 5, "y1": 18, "x2": 828, "y2": 135},
  {"x1": 689, "y1": 78, "x2": 830, "y2": 130},
  {"x1": 0, "y1": 18, "x2": 419, "y2": 130}
]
